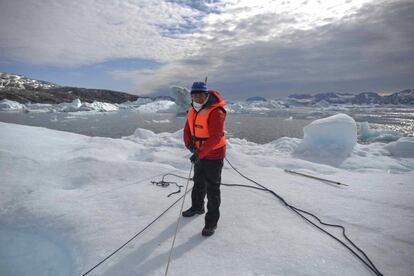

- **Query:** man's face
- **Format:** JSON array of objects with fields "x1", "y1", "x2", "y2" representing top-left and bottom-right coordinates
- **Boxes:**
[{"x1": 192, "y1": 93, "x2": 207, "y2": 104}]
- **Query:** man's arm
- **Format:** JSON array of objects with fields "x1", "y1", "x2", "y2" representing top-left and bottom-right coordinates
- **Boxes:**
[
  {"x1": 183, "y1": 120, "x2": 192, "y2": 149},
  {"x1": 197, "y1": 108, "x2": 226, "y2": 159}
]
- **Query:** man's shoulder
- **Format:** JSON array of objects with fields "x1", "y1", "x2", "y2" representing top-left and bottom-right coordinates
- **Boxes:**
[{"x1": 210, "y1": 106, "x2": 226, "y2": 116}]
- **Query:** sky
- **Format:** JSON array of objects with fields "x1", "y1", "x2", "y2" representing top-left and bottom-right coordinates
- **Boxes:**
[{"x1": 0, "y1": 0, "x2": 413, "y2": 100}]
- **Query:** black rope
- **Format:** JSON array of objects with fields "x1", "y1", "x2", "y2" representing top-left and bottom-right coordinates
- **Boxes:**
[
  {"x1": 81, "y1": 187, "x2": 193, "y2": 276},
  {"x1": 81, "y1": 160, "x2": 384, "y2": 276},
  {"x1": 155, "y1": 173, "x2": 267, "y2": 192},
  {"x1": 151, "y1": 179, "x2": 183, "y2": 197},
  {"x1": 224, "y1": 157, "x2": 383, "y2": 276}
]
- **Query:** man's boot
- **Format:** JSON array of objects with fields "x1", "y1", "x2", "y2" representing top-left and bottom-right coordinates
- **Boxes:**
[
  {"x1": 201, "y1": 225, "x2": 217, "y2": 236},
  {"x1": 182, "y1": 207, "x2": 205, "y2": 217}
]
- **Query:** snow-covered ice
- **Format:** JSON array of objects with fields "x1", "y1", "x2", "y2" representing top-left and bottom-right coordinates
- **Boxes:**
[
  {"x1": 0, "y1": 113, "x2": 413, "y2": 276},
  {"x1": 385, "y1": 137, "x2": 414, "y2": 158}
]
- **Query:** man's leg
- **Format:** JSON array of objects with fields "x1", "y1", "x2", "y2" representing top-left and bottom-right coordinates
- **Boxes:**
[
  {"x1": 204, "y1": 159, "x2": 224, "y2": 229},
  {"x1": 190, "y1": 160, "x2": 206, "y2": 211}
]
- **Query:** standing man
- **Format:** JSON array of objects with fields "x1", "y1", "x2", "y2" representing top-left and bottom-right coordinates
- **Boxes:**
[{"x1": 182, "y1": 81, "x2": 227, "y2": 237}]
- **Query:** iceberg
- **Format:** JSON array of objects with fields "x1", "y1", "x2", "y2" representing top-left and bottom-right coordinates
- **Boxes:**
[
  {"x1": 0, "y1": 99, "x2": 25, "y2": 110},
  {"x1": 170, "y1": 86, "x2": 191, "y2": 113},
  {"x1": 358, "y1": 121, "x2": 401, "y2": 143},
  {"x1": 294, "y1": 113, "x2": 357, "y2": 165},
  {"x1": 136, "y1": 100, "x2": 179, "y2": 113}
]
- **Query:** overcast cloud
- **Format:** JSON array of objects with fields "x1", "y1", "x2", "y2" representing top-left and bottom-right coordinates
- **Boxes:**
[{"x1": 1, "y1": 0, "x2": 413, "y2": 99}]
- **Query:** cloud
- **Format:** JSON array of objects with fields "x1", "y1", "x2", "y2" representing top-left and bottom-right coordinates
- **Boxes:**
[
  {"x1": 0, "y1": 0, "x2": 203, "y2": 67},
  {"x1": 1, "y1": 0, "x2": 413, "y2": 98},
  {"x1": 119, "y1": 0, "x2": 414, "y2": 98}
]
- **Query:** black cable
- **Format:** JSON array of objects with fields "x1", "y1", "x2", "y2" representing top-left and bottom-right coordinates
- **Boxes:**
[
  {"x1": 151, "y1": 179, "x2": 183, "y2": 197},
  {"x1": 81, "y1": 187, "x2": 193, "y2": 276},
  {"x1": 81, "y1": 160, "x2": 384, "y2": 276},
  {"x1": 224, "y1": 157, "x2": 383, "y2": 276},
  {"x1": 157, "y1": 173, "x2": 267, "y2": 192}
]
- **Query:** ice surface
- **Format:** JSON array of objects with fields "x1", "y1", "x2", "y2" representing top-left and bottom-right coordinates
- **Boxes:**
[
  {"x1": 0, "y1": 113, "x2": 413, "y2": 275},
  {"x1": 0, "y1": 227, "x2": 73, "y2": 276},
  {"x1": 385, "y1": 137, "x2": 414, "y2": 157}
]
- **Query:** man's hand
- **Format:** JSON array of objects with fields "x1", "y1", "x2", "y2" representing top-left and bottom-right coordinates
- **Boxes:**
[
  {"x1": 188, "y1": 143, "x2": 196, "y2": 153},
  {"x1": 190, "y1": 153, "x2": 198, "y2": 164}
]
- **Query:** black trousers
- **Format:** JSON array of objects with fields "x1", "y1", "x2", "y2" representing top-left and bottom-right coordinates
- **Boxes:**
[{"x1": 191, "y1": 158, "x2": 224, "y2": 228}]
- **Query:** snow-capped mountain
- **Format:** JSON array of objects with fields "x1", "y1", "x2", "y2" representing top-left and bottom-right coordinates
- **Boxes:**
[
  {"x1": 246, "y1": 96, "x2": 267, "y2": 102},
  {"x1": 287, "y1": 90, "x2": 414, "y2": 105},
  {"x1": 0, "y1": 72, "x2": 139, "y2": 104},
  {"x1": 0, "y1": 72, "x2": 59, "y2": 90}
]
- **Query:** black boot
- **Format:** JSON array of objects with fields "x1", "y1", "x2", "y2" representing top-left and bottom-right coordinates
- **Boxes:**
[
  {"x1": 201, "y1": 225, "x2": 217, "y2": 237},
  {"x1": 182, "y1": 207, "x2": 205, "y2": 217}
]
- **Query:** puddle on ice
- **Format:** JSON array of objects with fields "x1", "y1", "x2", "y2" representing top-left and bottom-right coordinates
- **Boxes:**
[{"x1": 0, "y1": 227, "x2": 73, "y2": 276}]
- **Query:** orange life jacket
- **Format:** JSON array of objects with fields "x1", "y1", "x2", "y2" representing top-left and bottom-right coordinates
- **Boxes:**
[{"x1": 187, "y1": 91, "x2": 227, "y2": 150}]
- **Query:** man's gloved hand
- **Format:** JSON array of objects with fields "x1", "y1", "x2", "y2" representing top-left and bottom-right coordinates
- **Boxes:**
[
  {"x1": 190, "y1": 153, "x2": 198, "y2": 163},
  {"x1": 188, "y1": 143, "x2": 196, "y2": 153}
]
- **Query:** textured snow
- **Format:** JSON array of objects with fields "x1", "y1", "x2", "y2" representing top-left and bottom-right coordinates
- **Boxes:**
[
  {"x1": 1, "y1": 116, "x2": 413, "y2": 276},
  {"x1": 385, "y1": 137, "x2": 414, "y2": 157}
]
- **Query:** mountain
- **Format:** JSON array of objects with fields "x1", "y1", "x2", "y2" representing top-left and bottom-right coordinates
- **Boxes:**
[
  {"x1": 246, "y1": 96, "x2": 267, "y2": 102},
  {"x1": 287, "y1": 90, "x2": 414, "y2": 105},
  {"x1": 0, "y1": 72, "x2": 139, "y2": 104},
  {"x1": 382, "y1": 89, "x2": 414, "y2": 105},
  {"x1": 0, "y1": 72, "x2": 60, "y2": 90}
]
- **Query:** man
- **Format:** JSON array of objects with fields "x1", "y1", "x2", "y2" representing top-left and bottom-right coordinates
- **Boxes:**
[{"x1": 182, "y1": 81, "x2": 227, "y2": 237}]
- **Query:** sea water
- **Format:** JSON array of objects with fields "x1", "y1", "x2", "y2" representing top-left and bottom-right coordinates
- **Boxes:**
[{"x1": 0, "y1": 106, "x2": 413, "y2": 144}]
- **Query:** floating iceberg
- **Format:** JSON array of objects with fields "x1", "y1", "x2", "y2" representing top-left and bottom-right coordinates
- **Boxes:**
[
  {"x1": 136, "y1": 100, "x2": 179, "y2": 113},
  {"x1": 52, "y1": 99, "x2": 118, "y2": 112},
  {"x1": 226, "y1": 100, "x2": 285, "y2": 113},
  {"x1": 294, "y1": 113, "x2": 357, "y2": 165},
  {"x1": 0, "y1": 99, "x2": 25, "y2": 110},
  {"x1": 121, "y1": 97, "x2": 154, "y2": 108},
  {"x1": 170, "y1": 86, "x2": 191, "y2": 113},
  {"x1": 79, "y1": 101, "x2": 119, "y2": 112},
  {"x1": 56, "y1": 99, "x2": 82, "y2": 112},
  {"x1": 358, "y1": 121, "x2": 401, "y2": 143}
]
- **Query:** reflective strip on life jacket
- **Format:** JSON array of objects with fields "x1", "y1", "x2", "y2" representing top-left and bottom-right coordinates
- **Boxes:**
[{"x1": 187, "y1": 103, "x2": 226, "y2": 150}]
